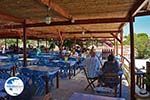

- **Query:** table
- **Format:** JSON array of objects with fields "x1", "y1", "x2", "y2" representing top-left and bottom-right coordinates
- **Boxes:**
[
  {"x1": 26, "y1": 65, "x2": 60, "y2": 94},
  {"x1": 0, "y1": 56, "x2": 9, "y2": 61},
  {"x1": 52, "y1": 60, "x2": 76, "y2": 66},
  {"x1": 0, "y1": 62, "x2": 15, "y2": 76},
  {"x1": 52, "y1": 60, "x2": 76, "y2": 79},
  {"x1": 18, "y1": 58, "x2": 38, "y2": 65},
  {"x1": 69, "y1": 92, "x2": 125, "y2": 100},
  {"x1": 18, "y1": 58, "x2": 38, "y2": 62},
  {"x1": 38, "y1": 55, "x2": 54, "y2": 59}
]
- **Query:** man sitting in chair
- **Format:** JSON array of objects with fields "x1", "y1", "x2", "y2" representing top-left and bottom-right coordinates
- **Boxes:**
[
  {"x1": 102, "y1": 54, "x2": 120, "y2": 88},
  {"x1": 102, "y1": 54, "x2": 120, "y2": 74},
  {"x1": 83, "y1": 49, "x2": 102, "y2": 86}
]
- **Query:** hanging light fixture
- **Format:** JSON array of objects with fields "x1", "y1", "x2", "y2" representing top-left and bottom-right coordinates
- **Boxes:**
[
  {"x1": 45, "y1": 7, "x2": 51, "y2": 24},
  {"x1": 82, "y1": 31, "x2": 85, "y2": 35}
]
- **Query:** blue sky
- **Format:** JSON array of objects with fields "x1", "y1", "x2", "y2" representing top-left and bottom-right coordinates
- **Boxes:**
[{"x1": 123, "y1": 16, "x2": 150, "y2": 35}]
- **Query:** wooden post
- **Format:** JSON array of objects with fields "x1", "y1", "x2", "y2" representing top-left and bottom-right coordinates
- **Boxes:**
[
  {"x1": 146, "y1": 62, "x2": 150, "y2": 91},
  {"x1": 4, "y1": 38, "x2": 7, "y2": 49},
  {"x1": 116, "y1": 40, "x2": 118, "y2": 55},
  {"x1": 130, "y1": 17, "x2": 135, "y2": 100},
  {"x1": 23, "y1": 20, "x2": 27, "y2": 67},
  {"x1": 16, "y1": 38, "x2": 19, "y2": 53},
  {"x1": 37, "y1": 39, "x2": 40, "y2": 47},
  {"x1": 120, "y1": 31, "x2": 124, "y2": 62},
  {"x1": 46, "y1": 39, "x2": 47, "y2": 48},
  {"x1": 58, "y1": 31, "x2": 64, "y2": 55},
  {"x1": 114, "y1": 39, "x2": 116, "y2": 55}
]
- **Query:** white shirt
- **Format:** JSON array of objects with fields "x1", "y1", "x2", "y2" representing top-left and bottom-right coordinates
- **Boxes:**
[
  {"x1": 72, "y1": 52, "x2": 78, "y2": 57},
  {"x1": 83, "y1": 56, "x2": 101, "y2": 78},
  {"x1": 2, "y1": 47, "x2": 5, "y2": 54}
]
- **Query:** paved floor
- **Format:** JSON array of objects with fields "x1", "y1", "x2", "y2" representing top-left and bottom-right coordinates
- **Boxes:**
[{"x1": 32, "y1": 70, "x2": 130, "y2": 100}]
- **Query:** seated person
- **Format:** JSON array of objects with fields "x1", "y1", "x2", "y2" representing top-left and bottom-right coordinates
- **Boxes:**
[
  {"x1": 102, "y1": 54, "x2": 120, "y2": 74},
  {"x1": 83, "y1": 50, "x2": 102, "y2": 78},
  {"x1": 115, "y1": 55, "x2": 122, "y2": 67},
  {"x1": 101, "y1": 54, "x2": 120, "y2": 87},
  {"x1": 71, "y1": 50, "x2": 79, "y2": 58}
]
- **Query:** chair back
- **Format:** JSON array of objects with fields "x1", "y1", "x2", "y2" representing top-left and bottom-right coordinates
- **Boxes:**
[
  {"x1": 82, "y1": 67, "x2": 89, "y2": 79},
  {"x1": 102, "y1": 73, "x2": 119, "y2": 88}
]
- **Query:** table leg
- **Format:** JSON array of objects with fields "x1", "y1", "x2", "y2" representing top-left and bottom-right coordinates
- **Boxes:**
[
  {"x1": 12, "y1": 66, "x2": 16, "y2": 76},
  {"x1": 45, "y1": 76, "x2": 49, "y2": 94},
  {"x1": 69, "y1": 66, "x2": 71, "y2": 79},
  {"x1": 139, "y1": 76, "x2": 141, "y2": 88},
  {"x1": 136, "y1": 75, "x2": 139, "y2": 85},
  {"x1": 119, "y1": 75, "x2": 122, "y2": 97},
  {"x1": 56, "y1": 72, "x2": 59, "y2": 88},
  {"x1": 73, "y1": 66, "x2": 76, "y2": 76}
]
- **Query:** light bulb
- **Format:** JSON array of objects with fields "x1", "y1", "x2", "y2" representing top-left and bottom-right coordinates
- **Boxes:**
[
  {"x1": 82, "y1": 31, "x2": 85, "y2": 35},
  {"x1": 45, "y1": 16, "x2": 51, "y2": 24},
  {"x1": 71, "y1": 19, "x2": 75, "y2": 23}
]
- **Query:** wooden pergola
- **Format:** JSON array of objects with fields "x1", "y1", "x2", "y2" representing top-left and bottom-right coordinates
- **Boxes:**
[{"x1": 0, "y1": 0, "x2": 150, "y2": 99}]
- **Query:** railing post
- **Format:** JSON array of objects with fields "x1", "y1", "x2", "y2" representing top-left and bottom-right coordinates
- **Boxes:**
[{"x1": 146, "y1": 61, "x2": 150, "y2": 91}]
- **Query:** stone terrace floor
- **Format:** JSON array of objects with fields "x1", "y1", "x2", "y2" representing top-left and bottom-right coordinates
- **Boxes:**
[{"x1": 32, "y1": 70, "x2": 130, "y2": 100}]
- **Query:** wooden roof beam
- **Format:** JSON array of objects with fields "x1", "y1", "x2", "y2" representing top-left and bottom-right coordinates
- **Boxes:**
[
  {"x1": 76, "y1": 39, "x2": 114, "y2": 41},
  {"x1": 1, "y1": 18, "x2": 129, "y2": 29},
  {"x1": 119, "y1": 0, "x2": 147, "y2": 30},
  {"x1": 39, "y1": 0, "x2": 72, "y2": 19},
  {"x1": 130, "y1": 0, "x2": 149, "y2": 17},
  {"x1": 135, "y1": 11, "x2": 150, "y2": 16},
  {"x1": 63, "y1": 30, "x2": 121, "y2": 34},
  {"x1": 110, "y1": 33, "x2": 121, "y2": 43},
  {"x1": 65, "y1": 37, "x2": 114, "y2": 39},
  {"x1": 0, "y1": 12, "x2": 23, "y2": 23}
]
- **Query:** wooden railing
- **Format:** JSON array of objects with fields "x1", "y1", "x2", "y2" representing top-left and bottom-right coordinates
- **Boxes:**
[
  {"x1": 118, "y1": 54, "x2": 146, "y2": 89},
  {"x1": 118, "y1": 55, "x2": 131, "y2": 85}
]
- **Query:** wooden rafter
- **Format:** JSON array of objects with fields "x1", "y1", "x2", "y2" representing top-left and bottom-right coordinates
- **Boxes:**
[
  {"x1": 57, "y1": 30, "x2": 63, "y2": 45},
  {"x1": 66, "y1": 37, "x2": 113, "y2": 39},
  {"x1": 1, "y1": 18, "x2": 129, "y2": 29},
  {"x1": 63, "y1": 30, "x2": 121, "y2": 34},
  {"x1": 39, "y1": 0, "x2": 72, "y2": 19},
  {"x1": 0, "y1": 11, "x2": 23, "y2": 23},
  {"x1": 130, "y1": 0, "x2": 149, "y2": 17},
  {"x1": 119, "y1": 0, "x2": 148, "y2": 30},
  {"x1": 135, "y1": 11, "x2": 150, "y2": 16},
  {"x1": 110, "y1": 33, "x2": 121, "y2": 43}
]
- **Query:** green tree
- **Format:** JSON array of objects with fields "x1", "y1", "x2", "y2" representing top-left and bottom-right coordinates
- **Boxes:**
[
  {"x1": 63, "y1": 39, "x2": 74, "y2": 49},
  {"x1": 123, "y1": 33, "x2": 150, "y2": 58},
  {"x1": 135, "y1": 33, "x2": 149, "y2": 58}
]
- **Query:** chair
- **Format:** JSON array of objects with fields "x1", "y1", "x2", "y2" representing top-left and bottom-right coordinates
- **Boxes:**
[
  {"x1": 0, "y1": 92, "x2": 7, "y2": 100},
  {"x1": 57, "y1": 61, "x2": 69, "y2": 78},
  {"x1": 16, "y1": 74, "x2": 30, "y2": 88},
  {"x1": 98, "y1": 73, "x2": 119, "y2": 96},
  {"x1": 0, "y1": 72, "x2": 10, "y2": 80},
  {"x1": 34, "y1": 76, "x2": 45, "y2": 96},
  {"x1": 82, "y1": 67, "x2": 99, "y2": 91}
]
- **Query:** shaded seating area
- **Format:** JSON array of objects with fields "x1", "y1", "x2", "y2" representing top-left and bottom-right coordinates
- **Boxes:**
[{"x1": 0, "y1": 0, "x2": 150, "y2": 100}]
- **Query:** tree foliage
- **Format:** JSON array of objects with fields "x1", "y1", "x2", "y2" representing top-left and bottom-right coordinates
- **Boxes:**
[{"x1": 124, "y1": 33, "x2": 150, "y2": 58}]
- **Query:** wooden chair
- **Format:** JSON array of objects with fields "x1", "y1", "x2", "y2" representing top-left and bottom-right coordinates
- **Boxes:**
[
  {"x1": 102, "y1": 73, "x2": 119, "y2": 96},
  {"x1": 82, "y1": 67, "x2": 99, "y2": 91}
]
